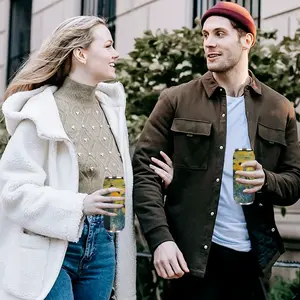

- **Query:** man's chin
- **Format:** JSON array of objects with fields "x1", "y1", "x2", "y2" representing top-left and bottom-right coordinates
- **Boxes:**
[
  {"x1": 207, "y1": 65, "x2": 228, "y2": 73},
  {"x1": 207, "y1": 64, "x2": 220, "y2": 72}
]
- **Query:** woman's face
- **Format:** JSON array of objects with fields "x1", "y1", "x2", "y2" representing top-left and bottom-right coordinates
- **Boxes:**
[{"x1": 81, "y1": 24, "x2": 119, "y2": 83}]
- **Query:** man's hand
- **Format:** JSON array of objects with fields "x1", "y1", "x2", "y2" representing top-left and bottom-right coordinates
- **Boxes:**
[
  {"x1": 153, "y1": 241, "x2": 189, "y2": 279},
  {"x1": 235, "y1": 160, "x2": 265, "y2": 193}
]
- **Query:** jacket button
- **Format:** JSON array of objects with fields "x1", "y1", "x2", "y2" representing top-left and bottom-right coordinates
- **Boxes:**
[
  {"x1": 216, "y1": 178, "x2": 220, "y2": 182},
  {"x1": 271, "y1": 228, "x2": 275, "y2": 232},
  {"x1": 219, "y1": 146, "x2": 224, "y2": 150},
  {"x1": 222, "y1": 113, "x2": 225, "y2": 118},
  {"x1": 259, "y1": 203, "x2": 263, "y2": 207},
  {"x1": 204, "y1": 245, "x2": 208, "y2": 250},
  {"x1": 210, "y1": 212, "x2": 215, "y2": 216}
]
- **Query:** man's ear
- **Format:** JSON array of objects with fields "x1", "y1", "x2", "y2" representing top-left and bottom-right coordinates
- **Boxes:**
[
  {"x1": 72, "y1": 48, "x2": 87, "y2": 64},
  {"x1": 241, "y1": 33, "x2": 254, "y2": 50}
]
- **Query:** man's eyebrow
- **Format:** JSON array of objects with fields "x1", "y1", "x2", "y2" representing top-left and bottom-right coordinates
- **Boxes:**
[{"x1": 202, "y1": 27, "x2": 227, "y2": 33}]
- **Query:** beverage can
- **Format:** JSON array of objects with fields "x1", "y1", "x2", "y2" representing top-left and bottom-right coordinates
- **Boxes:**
[
  {"x1": 233, "y1": 148, "x2": 255, "y2": 205},
  {"x1": 103, "y1": 176, "x2": 125, "y2": 232}
]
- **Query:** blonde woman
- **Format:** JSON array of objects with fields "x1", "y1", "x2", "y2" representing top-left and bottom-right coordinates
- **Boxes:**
[{"x1": 0, "y1": 16, "x2": 172, "y2": 300}]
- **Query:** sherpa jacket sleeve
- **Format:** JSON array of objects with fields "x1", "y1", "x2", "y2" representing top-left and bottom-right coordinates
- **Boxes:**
[
  {"x1": 262, "y1": 101, "x2": 300, "y2": 206},
  {"x1": 0, "y1": 119, "x2": 86, "y2": 242},
  {"x1": 132, "y1": 90, "x2": 175, "y2": 253}
]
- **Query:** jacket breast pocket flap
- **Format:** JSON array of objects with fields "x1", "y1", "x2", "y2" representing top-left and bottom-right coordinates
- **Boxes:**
[
  {"x1": 171, "y1": 118, "x2": 212, "y2": 137},
  {"x1": 257, "y1": 123, "x2": 286, "y2": 169},
  {"x1": 171, "y1": 119, "x2": 212, "y2": 169},
  {"x1": 3, "y1": 231, "x2": 50, "y2": 299},
  {"x1": 257, "y1": 123, "x2": 286, "y2": 146}
]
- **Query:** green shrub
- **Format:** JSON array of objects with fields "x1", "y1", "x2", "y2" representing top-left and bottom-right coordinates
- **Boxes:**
[{"x1": 269, "y1": 271, "x2": 300, "y2": 300}]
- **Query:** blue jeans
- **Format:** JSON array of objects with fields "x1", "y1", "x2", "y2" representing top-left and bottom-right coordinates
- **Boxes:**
[{"x1": 46, "y1": 217, "x2": 115, "y2": 300}]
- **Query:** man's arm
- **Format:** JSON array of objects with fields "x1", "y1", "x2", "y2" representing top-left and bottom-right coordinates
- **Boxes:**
[
  {"x1": 263, "y1": 102, "x2": 300, "y2": 206},
  {"x1": 132, "y1": 90, "x2": 175, "y2": 252}
]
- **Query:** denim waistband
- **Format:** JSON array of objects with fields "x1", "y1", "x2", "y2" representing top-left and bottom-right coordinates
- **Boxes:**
[{"x1": 86, "y1": 215, "x2": 104, "y2": 227}]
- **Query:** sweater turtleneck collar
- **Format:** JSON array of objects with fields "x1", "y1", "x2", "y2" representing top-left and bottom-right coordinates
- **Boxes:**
[{"x1": 55, "y1": 76, "x2": 96, "y2": 102}]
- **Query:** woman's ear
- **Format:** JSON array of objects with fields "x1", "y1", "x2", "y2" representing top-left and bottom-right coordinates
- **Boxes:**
[{"x1": 72, "y1": 48, "x2": 87, "y2": 64}]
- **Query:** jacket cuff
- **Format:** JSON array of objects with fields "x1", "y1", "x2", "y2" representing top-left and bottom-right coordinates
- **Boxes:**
[
  {"x1": 262, "y1": 169, "x2": 276, "y2": 193},
  {"x1": 145, "y1": 225, "x2": 174, "y2": 253}
]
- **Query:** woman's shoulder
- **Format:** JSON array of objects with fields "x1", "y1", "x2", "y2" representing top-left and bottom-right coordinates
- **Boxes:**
[{"x1": 3, "y1": 85, "x2": 67, "y2": 140}]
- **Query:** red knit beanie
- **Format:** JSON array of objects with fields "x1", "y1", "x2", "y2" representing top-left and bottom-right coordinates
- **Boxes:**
[{"x1": 201, "y1": 2, "x2": 256, "y2": 43}]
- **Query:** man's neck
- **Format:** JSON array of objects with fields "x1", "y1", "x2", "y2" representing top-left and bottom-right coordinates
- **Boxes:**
[{"x1": 213, "y1": 67, "x2": 250, "y2": 97}]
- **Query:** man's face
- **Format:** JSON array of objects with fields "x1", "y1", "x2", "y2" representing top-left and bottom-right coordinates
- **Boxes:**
[{"x1": 202, "y1": 16, "x2": 244, "y2": 73}]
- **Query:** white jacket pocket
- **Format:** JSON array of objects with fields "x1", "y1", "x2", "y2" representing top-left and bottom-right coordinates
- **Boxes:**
[{"x1": 3, "y1": 231, "x2": 50, "y2": 300}]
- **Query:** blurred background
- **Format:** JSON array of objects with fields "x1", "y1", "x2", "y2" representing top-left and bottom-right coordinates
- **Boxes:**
[{"x1": 0, "y1": 0, "x2": 300, "y2": 299}]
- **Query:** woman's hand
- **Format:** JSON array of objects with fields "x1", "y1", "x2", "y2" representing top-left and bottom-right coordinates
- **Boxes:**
[
  {"x1": 150, "y1": 151, "x2": 173, "y2": 188},
  {"x1": 83, "y1": 187, "x2": 125, "y2": 216}
]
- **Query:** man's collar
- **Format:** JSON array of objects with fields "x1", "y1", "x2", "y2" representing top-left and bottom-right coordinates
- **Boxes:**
[{"x1": 201, "y1": 70, "x2": 262, "y2": 98}]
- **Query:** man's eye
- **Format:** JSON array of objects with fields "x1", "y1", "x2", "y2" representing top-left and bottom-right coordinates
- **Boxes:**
[{"x1": 217, "y1": 32, "x2": 224, "y2": 37}]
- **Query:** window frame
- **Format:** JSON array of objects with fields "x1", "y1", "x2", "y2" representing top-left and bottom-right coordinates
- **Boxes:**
[
  {"x1": 193, "y1": 0, "x2": 261, "y2": 28},
  {"x1": 6, "y1": 0, "x2": 33, "y2": 84}
]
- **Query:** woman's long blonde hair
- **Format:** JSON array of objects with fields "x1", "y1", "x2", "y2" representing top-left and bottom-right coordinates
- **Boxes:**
[{"x1": 4, "y1": 16, "x2": 106, "y2": 100}]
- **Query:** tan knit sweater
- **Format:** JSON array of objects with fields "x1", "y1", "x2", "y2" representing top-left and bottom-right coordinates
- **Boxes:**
[{"x1": 54, "y1": 77, "x2": 124, "y2": 194}]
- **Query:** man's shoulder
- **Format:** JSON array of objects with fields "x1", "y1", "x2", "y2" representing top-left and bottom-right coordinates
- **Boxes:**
[
  {"x1": 258, "y1": 81, "x2": 295, "y2": 118},
  {"x1": 260, "y1": 81, "x2": 290, "y2": 104}
]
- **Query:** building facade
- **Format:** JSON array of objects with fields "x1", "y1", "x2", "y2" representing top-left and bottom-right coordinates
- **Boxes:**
[{"x1": 0, "y1": 0, "x2": 300, "y2": 279}]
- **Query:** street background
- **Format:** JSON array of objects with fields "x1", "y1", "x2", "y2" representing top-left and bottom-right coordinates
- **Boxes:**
[{"x1": 0, "y1": 0, "x2": 300, "y2": 299}]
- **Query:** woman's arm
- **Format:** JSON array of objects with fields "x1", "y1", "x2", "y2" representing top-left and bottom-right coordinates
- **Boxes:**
[{"x1": 0, "y1": 119, "x2": 86, "y2": 242}]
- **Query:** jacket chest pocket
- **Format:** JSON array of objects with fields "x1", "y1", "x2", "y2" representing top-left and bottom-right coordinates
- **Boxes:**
[
  {"x1": 171, "y1": 118, "x2": 212, "y2": 170},
  {"x1": 256, "y1": 123, "x2": 286, "y2": 170}
]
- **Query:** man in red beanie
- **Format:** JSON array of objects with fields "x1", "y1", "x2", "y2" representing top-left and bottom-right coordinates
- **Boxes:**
[{"x1": 133, "y1": 2, "x2": 300, "y2": 300}]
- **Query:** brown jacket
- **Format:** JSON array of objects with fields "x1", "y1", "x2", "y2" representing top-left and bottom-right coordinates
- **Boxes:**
[{"x1": 132, "y1": 71, "x2": 300, "y2": 278}]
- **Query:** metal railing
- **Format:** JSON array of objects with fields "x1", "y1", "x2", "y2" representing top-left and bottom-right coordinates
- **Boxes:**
[
  {"x1": 135, "y1": 253, "x2": 300, "y2": 299},
  {"x1": 138, "y1": 252, "x2": 300, "y2": 268},
  {"x1": 274, "y1": 261, "x2": 300, "y2": 268}
]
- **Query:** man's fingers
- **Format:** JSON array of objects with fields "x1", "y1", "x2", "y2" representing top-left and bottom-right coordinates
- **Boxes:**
[
  {"x1": 162, "y1": 261, "x2": 176, "y2": 278},
  {"x1": 176, "y1": 251, "x2": 189, "y2": 273},
  {"x1": 154, "y1": 261, "x2": 168, "y2": 279},
  {"x1": 235, "y1": 178, "x2": 264, "y2": 186},
  {"x1": 169, "y1": 260, "x2": 185, "y2": 278},
  {"x1": 241, "y1": 160, "x2": 262, "y2": 169},
  {"x1": 235, "y1": 170, "x2": 264, "y2": 178},
  {"x1": 243, "y1": 186, "x2": 263, "y2": 194},
  {"x1": 160, "y1": 151, "x2": 173, "y2": 167}
]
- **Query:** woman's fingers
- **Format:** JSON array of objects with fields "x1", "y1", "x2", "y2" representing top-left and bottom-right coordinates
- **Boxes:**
[
  {"x1": 151, "y1": 157, "x2": 171, "y2": 172},
  {"x1": 159, "y1": 151, "x2": 173, "y2": 167}
]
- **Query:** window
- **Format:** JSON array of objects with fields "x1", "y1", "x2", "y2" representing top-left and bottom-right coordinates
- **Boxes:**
[
  {"x1": 7, "y1": 0, "x2": 32, "y2": 84},
  {"x1": 193, "y1": 0, "x2": 261, "y2": 28},
  {"x1": 98, "y1": 0, "x2": 116, "y2": 44},
  {"x1": 81, "y1": 0, "x2": 117, "y2": 43}
]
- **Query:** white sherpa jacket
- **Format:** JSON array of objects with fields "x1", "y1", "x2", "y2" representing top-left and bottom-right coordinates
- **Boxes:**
[{"x1": 0, "y1": 83, "x2": 136, "y2": 300}]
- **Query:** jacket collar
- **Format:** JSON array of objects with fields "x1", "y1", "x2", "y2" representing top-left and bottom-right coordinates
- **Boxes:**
[
  {"x1": 3, "y1": 81, "x2": 126, "y2": 142},
  {"x1": 201, "y1": 70, "x2": 262, "y2": 98}
]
